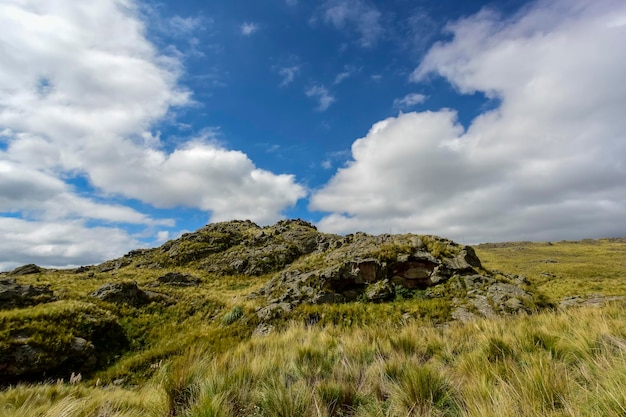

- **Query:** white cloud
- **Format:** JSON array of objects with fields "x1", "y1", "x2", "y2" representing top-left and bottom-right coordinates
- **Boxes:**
[
  {"x1": 168, "y1": 15, "x2": 205, "y2": 35},
  {"x1": 0, "y1": 218, "x2": 142, "y2": 271},
  {"x1": 312, "y1": 0, "x2": 626, "y2": 243},
  {"x1": 277, "y1": 66, "x2": 300, "y2": 87},
  {"x1": 333, "y1": 66, "x2": 358, "y2": 85},
  {"x1": 0, "y1": 159, "x2": 171, "y2": 226},
  {"x1": 306, "y1": 85, "x2": 335, "y2": 111},
  {"x1": 240, "y1": 22, "x2": 258, "y2": 36},
  {"x1": 319, "y1": 0, "x2": 383, "y2": 47},
  {"x1": 393, "y1": 93, "x2": 427, "y2": 109},
  {"x1": 0, "y1": 0, "x2": 305, "y2": 267}
]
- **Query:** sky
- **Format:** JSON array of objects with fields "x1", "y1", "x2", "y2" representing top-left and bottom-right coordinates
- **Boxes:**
[{"x1": 1, "y1": 0, "x2": 625, "y2": 270}]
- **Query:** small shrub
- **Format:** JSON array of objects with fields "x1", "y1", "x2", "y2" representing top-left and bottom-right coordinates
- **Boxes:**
[{"x1": 221, "y1": 306, "x2": 243, "y2": 326}]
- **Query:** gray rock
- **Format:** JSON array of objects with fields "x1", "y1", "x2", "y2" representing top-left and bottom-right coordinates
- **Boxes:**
[
  {"x1": 451, "y1": 306, "x2": 479, "y2": 322},
  {"x1": 257, "y1": 302, "x2": 292, "y2": 320},
  {"x1": 469, "y1": 295, "x2": 498, "y2": 318},
  {"x1": 255, "y1": 233, "x2": 496, "y2": 319},
  {"x1": 90, "y1": 281, "x2": 171, "y2": 306},
  {"x1": 8, "y1": 264, "x2": 42, "y2": 276},
  {"x1": 0, "y1": 302, "x2": 128, "y2": 383},
  {"x1": 364, "y1": 279, "x2": 395, "y2": 302},
  {"x1": 0, "y1": 278, "x2": 56, "y2": 310},
  {"x1": 157, "y1": 272, "x2": 201, "y2": 287},
  {"x1": 559, "y1": 294, "x2": 626, "y2": 310}
]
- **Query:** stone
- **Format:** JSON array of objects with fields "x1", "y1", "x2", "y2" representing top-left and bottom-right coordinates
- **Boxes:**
[
  {"x1": 156, "y1": 272, "x2": 201, "y2": 287},
  {"x1": 0, "y1": 301, "x2": 128, "y2": 384},
  {"x1": 559, "y1": 294, "x2": 626, "y2": 310},
  {"x1": 254, "y1": 233, "x2": 508, "y2": 319},
  {"x1": 0, "y1": 278, "x2": 56, "y2": 310},
  {"x1": 364, "y1": 279, "x2": 395, "y2": 302},
  {"x1": 257, "y1": 302, "x2": 292, "y2": 320},
  {"x1": 90, "y1": 281, "x2": 171, "y2": 307},
  {"x1": 8, "y1": 264, "x2": 42, "y2": 276}
]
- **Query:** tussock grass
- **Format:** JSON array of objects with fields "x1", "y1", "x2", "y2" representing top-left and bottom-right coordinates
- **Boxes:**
[
  {"x1": 2, "y1": 237, "x2": 625, "y2": 416},
  {"x1": 2, "y1": 301, "x2": 625, "y2": 416}
]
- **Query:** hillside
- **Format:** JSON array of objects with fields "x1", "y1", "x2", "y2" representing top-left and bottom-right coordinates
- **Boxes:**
[{"x1": 1, "y1": 220, "x2": 625, "y2": 417}]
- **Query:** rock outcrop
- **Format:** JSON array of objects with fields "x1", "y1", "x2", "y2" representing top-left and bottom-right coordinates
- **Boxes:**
[
  {"x1": 0, "y1": 278, "x2": 56, "y2": 310},
  {"x1": 0, "y1": 301, "x2": 128, "y2": 384},
  {"x1": 559, "y1": 294, "x2": 626, "y2": 310},
  {"x1": 156, "y1": 272, "x2": 201, "y2": 287},
  {"x1": 100, "y1": 219, "x2": 338, "y2": 276},
  {"x1": 8, "y1": 264, "x2": 42, "y2": 276},
  {"x1": 253, "y1": 233, "x2": 534, "y2": 320},
  {"x1": 88, "y1": 220, "x2": 536, "y2": 322},
  {"x1": 90, "y1": 281, "x2": 172, "y2": 307}
]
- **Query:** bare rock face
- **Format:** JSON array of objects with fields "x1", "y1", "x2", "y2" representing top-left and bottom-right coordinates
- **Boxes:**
[{"x1": 0, "y1": 278, "x2": 56, "y2": 310}]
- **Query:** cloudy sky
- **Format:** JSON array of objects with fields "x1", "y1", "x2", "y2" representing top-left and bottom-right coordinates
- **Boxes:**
[{"x1": 1, "y1": 0, "x2": 625, "y2": 269}]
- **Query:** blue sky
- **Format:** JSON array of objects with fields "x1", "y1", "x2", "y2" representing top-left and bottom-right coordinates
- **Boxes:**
[{"x1": 1, "y1": 0, "x2": 625, "y2": 269}]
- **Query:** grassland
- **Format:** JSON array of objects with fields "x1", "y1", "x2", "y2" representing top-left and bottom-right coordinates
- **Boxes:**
[
  {"x1": 475, "y1": 238, "x2": 626, "y2": 301},
  {"x1": 0, "y1": 237, "x2": 624, "y2": 416}
]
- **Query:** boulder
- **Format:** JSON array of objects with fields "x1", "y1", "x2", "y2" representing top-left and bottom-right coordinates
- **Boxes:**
[
  {"x1": 0, "y1": 301, "x2": 128, "y2": 384},
  {"x1": 8, "y1": 264, "x2": 42, "y2": 276},
  {"x1": 90, "y1": 281, "x2": 171, "y2": 306},
  {"x1": 364, "y1": 279, "x2": 395, "y2": 302},
  {"x1": 0, "y1": 278, "x2": 56, "y2": 310},
  {"x1": 157, "y1": 272, "x2": 201, "y2": 287}
]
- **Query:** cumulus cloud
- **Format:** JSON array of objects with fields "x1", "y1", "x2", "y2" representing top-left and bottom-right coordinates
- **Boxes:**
[
  {"x1": 306, "y1": 85, "x2": 335, "y2": 111},
  {"x1": 311, "y1": 0, "x2": 626, "y2": 242},
  {"x1": 240, "y1": 22, "x2": 258, "y2": 36},
  {"x1": 0, "y1": 0, "x2": 305, "y2": 267},
  {"x1": 393, "y1": 93, "x2": 427, "y2": 109},
  {"x1": 0, "y1": 218, "x2": 142, "y2": 271},
  {"x1": 319, "y1": 0, "x2": 383, "y2": 47},
  {"x1": 0, "y1": 160, "x2": 171, "y2": 226}
]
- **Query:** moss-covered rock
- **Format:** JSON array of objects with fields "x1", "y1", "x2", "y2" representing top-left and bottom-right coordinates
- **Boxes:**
[
  {"x1": 98, "y1": 219, "x2": 338, "y2": 276},
  {"x1": 0, "y1": 278, "x2": 56, "y2": 310},
  {"x1": 253, "y1": 233, "x2": 532, "y2": 320},
  {"x1": 0, "y1": 301, "x2": 128, "y2": 383}
]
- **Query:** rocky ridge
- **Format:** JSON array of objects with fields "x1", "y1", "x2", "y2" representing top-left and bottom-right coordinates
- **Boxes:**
[
  {"x1": 93, "y1": 219, "x2": 536, "y2": 320},
  {"x1": 1, "y1": 219, "x2": 543, "y2": 384}
]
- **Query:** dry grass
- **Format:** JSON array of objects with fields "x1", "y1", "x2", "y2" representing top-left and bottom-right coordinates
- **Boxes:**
[
  {"x1": 474, "y1": 238, "x2": 626, "y2": 301},
  {"x1": 2, "y1": 301, "x2": 625, "y2": 416}
]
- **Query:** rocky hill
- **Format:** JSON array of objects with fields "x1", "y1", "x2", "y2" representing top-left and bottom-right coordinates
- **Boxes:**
[
  {"x1": 94, "y1": 219, "x2": 535, "y2": 320},
  {"x1": 1, "y1": 219, "x2": 539, "y2": 384}
]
